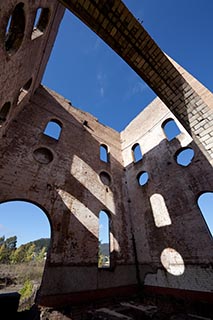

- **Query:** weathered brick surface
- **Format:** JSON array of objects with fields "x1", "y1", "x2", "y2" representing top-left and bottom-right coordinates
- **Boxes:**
[
  {"x1": 121, "y1": 98, "x2": 213, "y2": 291},
  {"x1": 0, "y1": 1, "x2": 64, "y2": 133},
  {"x1": 0, "y1": 0, "x2": 212, "y2": 310},
  {"x1": 58, "y1": 0, "x2": 213, "y2": 165},
  {"x1": 0, "y1": 86, "x2": 137, "y2": 303},
  {"x1": 0, "y1": 85, "x2": 212, "y2": 305}
]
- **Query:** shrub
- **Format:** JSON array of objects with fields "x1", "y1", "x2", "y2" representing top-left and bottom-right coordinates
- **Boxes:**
[{"x1": 19, "y1": 279, "x2": 33, "y2": 301}]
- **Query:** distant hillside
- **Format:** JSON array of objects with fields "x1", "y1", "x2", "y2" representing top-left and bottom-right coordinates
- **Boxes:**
[
  {"x1": 100, "y1": 243, "x2": 109, "y2": 256},
  {"x1": 26, "y1": 238, "x2": 50, "y2": 253},
  {"x1": 25, "y1": 239, "x2": 108, "y2": 256}
]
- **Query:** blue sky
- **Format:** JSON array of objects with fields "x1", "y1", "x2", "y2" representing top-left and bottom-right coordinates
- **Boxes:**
[
  {"x1": 43, "y1": 0, "x2": 213, "y2": 131},
  {"x1": 0, "y1": 1, "x2": 212, "y2": 246}
]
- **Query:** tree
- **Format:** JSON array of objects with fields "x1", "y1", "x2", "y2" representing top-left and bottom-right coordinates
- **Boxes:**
[
  {"x1": 98, "y1": 241, "x2": 104, "y2": 268},
  {"x1": 10, "y1": 245, "x2": 25, "y2": 264},
  {"x1": 36, "y1": 247, "x2": 46, "y2": 262},
  {"x1": 0, "y1": 244, "x2": 9, "y2": 263},
  {"x1": 0, "y1": 236, "x2": 17, "y2": 263},
  {"x1": 10, "y1": 243, "x2": 36, "y2": 263},
  {"x1": 25, "y1": 243, "x2": 36, "y2": 262},
  {"x1": 5, "y1": 236, "x2": 17, "y2": 249},
  {"x1": 0, "y1": 236, "x2": 5, "y2": 246}
]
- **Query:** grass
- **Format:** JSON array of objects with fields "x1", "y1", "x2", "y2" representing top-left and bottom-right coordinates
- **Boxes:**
[
  {"x1": 0, "y1": 261, "x2": 45, "y2": 309},
  {"x1": 0, "y1": 261, "x2": 45, "y2": 284}
]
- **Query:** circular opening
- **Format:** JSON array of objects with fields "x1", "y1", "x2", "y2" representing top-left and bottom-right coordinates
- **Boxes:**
[
  {"x1": 5, "y1": 3, "x2": 25, "y2": 54},
  {"x1": 137, "y1": 171, "x2": 149, "y2": 186},
  {"x1": 99, "y1": 171, "x2": 111, "y2": 186},
  {"x1": 33, "y1": 147, "x2": 53, "y2": 164},
  {"x1": 175, "y1": 147, "x2": 194, "y2": 166}
]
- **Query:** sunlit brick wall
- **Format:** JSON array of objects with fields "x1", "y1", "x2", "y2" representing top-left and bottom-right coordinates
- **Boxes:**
[{"x1": 59, "y1": 0, "x2": 213, "y2": 165}]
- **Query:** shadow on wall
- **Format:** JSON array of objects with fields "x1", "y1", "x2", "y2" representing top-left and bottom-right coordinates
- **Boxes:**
[
  {"x1": 0, "y1": 86, "x2": 135, "y2": 305},
  {"x1": 168, "y1": 67, "x2": 213, "y2": 165},
  {"x1": 124, "y1": 130, "x2": 213, "y2": 287},
  {"x1": 0, "y1": 86, "x2": 212, "y2": 307}
]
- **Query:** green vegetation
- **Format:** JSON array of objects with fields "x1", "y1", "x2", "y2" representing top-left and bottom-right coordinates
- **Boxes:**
[
  {"x1": 98, "y1": 241, "x2": 110, "y2": 268},
  {"x1": 0, "y1": 236, "x2": 49, "y2": 310},
  {"x1": 0, "y1": 236, "x2": 49, "y2": 264},
  {"x1": 19, "y1": 279, "x2": 33, "y2": 301}
]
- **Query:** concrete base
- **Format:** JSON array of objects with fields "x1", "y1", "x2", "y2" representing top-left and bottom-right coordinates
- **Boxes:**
[{"x1": 37, "y1": 284, "x2": 139, "y2": 307}]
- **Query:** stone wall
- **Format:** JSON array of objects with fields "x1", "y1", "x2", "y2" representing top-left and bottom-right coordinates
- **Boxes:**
[
  {"x1": 0, "y1": 0, "x2": 64, "y2": 135},
  {"x1": 121, "y1": 97, "x2": 213, "y2": 292},
  {"x1": 59, "y1": 0, "x2": 213, "y2": 165},
  {"x1": 0, "y1": 86, "x2": 138, "y2": 306},
  {"x1": 0, "y1": 0, "x2": 212, "y2": 309}
]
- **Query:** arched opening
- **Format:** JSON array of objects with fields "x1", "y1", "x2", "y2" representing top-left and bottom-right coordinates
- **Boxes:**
[
  {"x1": 0, "y1": 102, "x2": 11, "y2": 125},
  {"x1": 98, "y1": 211, "x2": 110, "y2": 268},
  {"x1": 17, "y1": 78, "x2": 33, "y2": 104},
  {"x1": 5, "y1": 3, "x2": 25, "y2": 54},
  {"x1": 0, "y1": 200, "x2": 51, "y2": 310},
  {"x1": 132, "y1": 143, "x2": 142, "y2": 163},
  {"x1": 43, "y1": 119, "x2": 62, "y2": 140},
  {"x1": 197, "y1": 192, "x2": 213, "y2": 237},
  {"x1": 100, "y1": 144, "x2": 109, "y2": 163},
  {"x1": 31, "y1": 8, "x2": 50, "y2": 40},
  {"x1": 175, "y1": 147, "x2": 195, "y2": 166},
  {"x1": 162, "y1": 118, "x2": 181, "y2": 141}
]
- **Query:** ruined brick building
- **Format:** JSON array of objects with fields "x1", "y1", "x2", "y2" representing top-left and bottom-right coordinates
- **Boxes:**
[{"x1": 0, "y1": 0, "x2": 212, "y2": 319}]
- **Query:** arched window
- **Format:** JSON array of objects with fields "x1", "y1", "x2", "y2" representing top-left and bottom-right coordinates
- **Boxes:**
[
  {"x1": 100, "y1": 144, "x2": 109, "y2": 163},
  {"x1": 0, "y1": 102, "x2": 11, "y2": 124},
  {"x1": 197, "y1": 192, "x2": 213, "y2": 236},
  {"x1": 98, "y1": 210, "x2": 110, "y2": 268},
  {"x1": 0, "y1": 200, "x2": 50, "y2": 308},
  {"x1": 162, "y1": 119, "x2": 181, "y2": 141},
  {"x1": 43, "y1": 120, "x2": 62, "y2": 140},
  {"x1": 18, "y1": 78, "x2": 32, "y2": 104},
  {"x1": 31, "y1": 7, "x2": 50, "y2": 40},
  {"x1": 5, "y1": 3, "x2": 25, "y2": 54},
  {"x1": 132, "y1": 143, "x2": 142, "y2": 163}
]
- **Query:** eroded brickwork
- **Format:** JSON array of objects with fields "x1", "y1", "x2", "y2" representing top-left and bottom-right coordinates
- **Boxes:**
[
  {"x1": 0, "y1": 86, "x2": 138, "y2": 306},
  {"x1": 0, "y1": 1, "x2": 64, "y2": 134},
  {"x1": 59, "y1": 0, "x2": 213, "y2": 165},
  {"x1": 121, "y1": 98, "x2": 213, "y2": 292},
  {"x1": 0, "y1": 0, "x2": 212, "y2": 310}
]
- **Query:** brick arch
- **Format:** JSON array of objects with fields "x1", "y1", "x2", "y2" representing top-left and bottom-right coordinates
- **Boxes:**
[
  {"x1": 59, "y1": 0, "x2": 213, "y2": 165},
  {"x1": 0, "y1": 197, "x2": 52, "y2": 237}
]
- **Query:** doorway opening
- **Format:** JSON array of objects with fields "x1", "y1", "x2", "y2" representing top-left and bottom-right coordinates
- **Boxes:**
[{"x1": 0, "y1": 200, "x2": 50, "y2": 310}]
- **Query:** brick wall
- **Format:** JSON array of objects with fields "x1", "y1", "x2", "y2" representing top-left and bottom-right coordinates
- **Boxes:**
[
  {"x1": 59, "y1": 0, "x2": 213, "y2": 165},
  {"x1": 0, "y1": 0, "x2": 64, "y2": 134}
]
